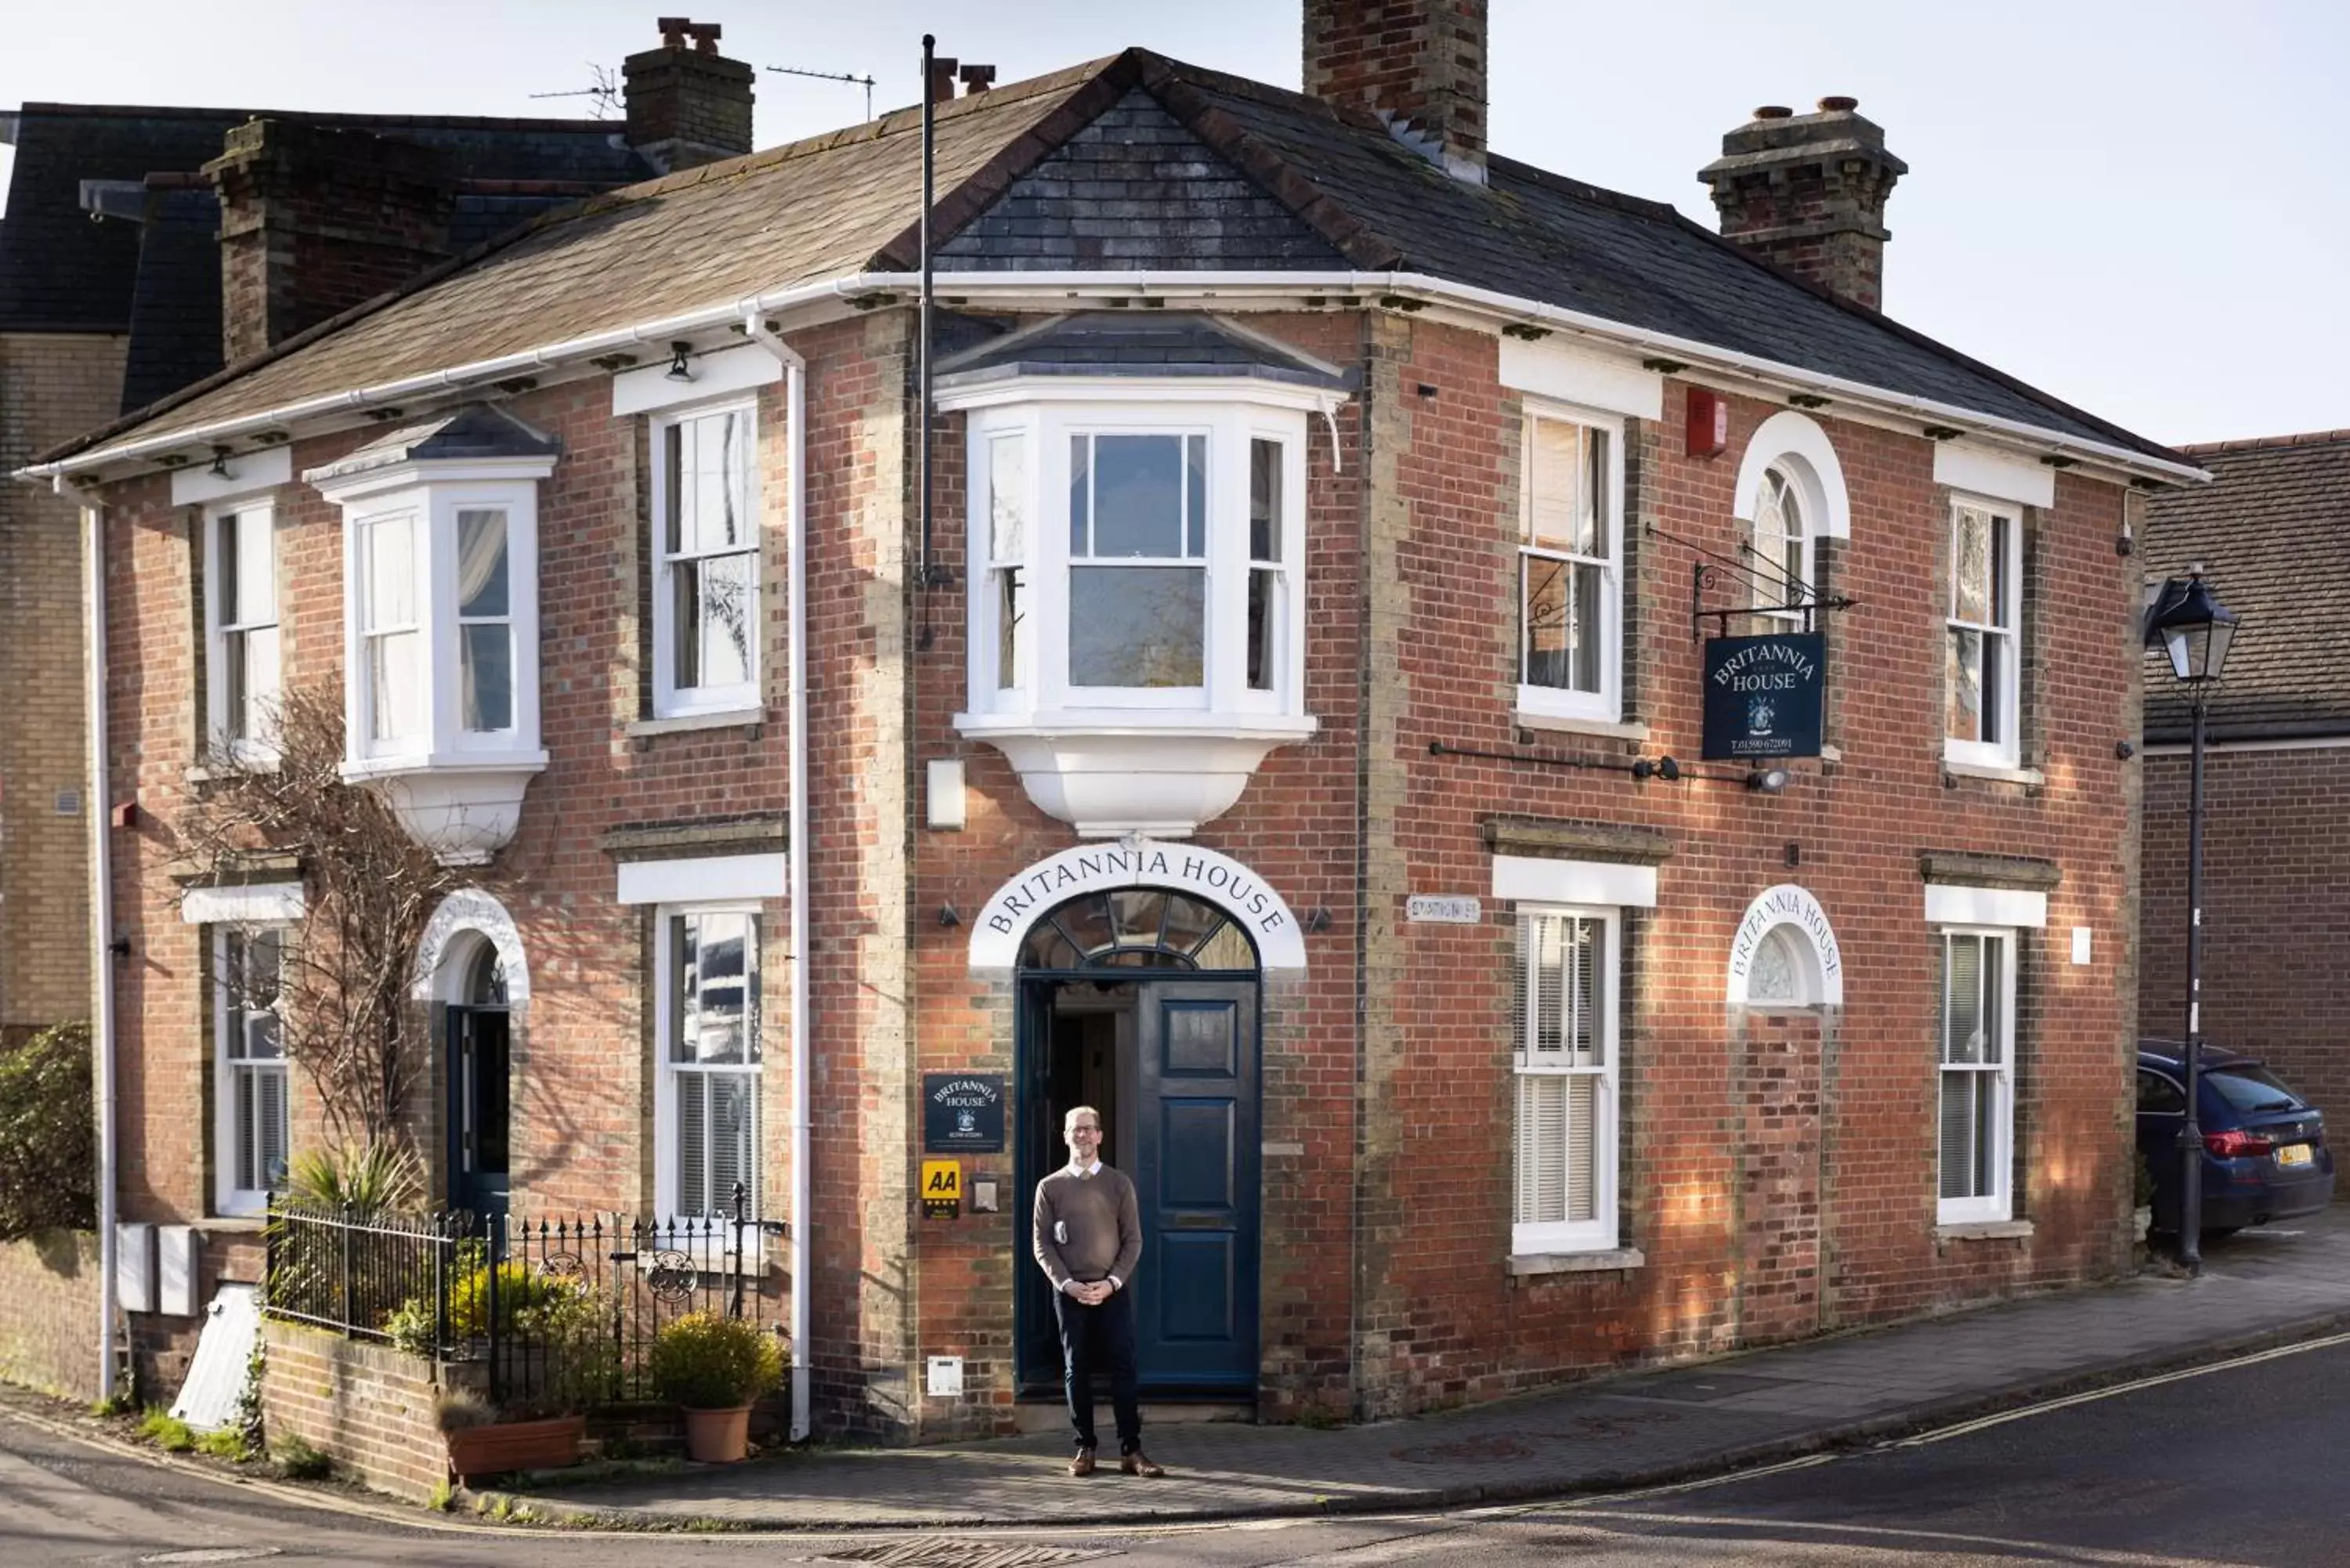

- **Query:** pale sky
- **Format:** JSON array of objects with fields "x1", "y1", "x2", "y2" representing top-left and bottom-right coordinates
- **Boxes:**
[{"x1": 4, "y1": 0, "x2": 2341, "y2": 448}]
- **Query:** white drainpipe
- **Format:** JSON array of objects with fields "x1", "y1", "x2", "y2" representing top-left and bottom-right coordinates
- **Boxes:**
[
  {"x1": 80, "y1": 497, "x2": 120, "y2": 1403},
  {"x1": 743, "y1": 311, "x2": 813, "y2": 1441}
]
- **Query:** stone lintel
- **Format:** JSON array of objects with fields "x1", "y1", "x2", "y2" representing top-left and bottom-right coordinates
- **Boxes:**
[
  {"x1": 172, "y1": 851, "x2": 303, "y2": 887},
  {"x1": 597, "y1": 814, "x2": 789, "y2": 862},
  {"x1": 1918, "y1": 850, "x2": 2062, "y2": 891},
  {"x1": 1482, "y1": 816, "x2": 1673, "y2": 865}
]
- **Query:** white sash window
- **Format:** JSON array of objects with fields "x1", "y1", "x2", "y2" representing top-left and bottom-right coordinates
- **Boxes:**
[
  {"x1": 1938, "y1": 928, "x2": 2016, "y2": 1223},
  {"x1": 1513, "y1": 908, "x2": 1621, "y2": 1254}
]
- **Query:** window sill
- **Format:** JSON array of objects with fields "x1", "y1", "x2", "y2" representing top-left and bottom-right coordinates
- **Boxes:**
[
  {"x1": 1943, "y1": 758, "x2": 2044, "y2": 787},
  {"x1": 1934, "y1": 1219, "x2": 2033, "y2": 1242},
  {"x1": 1513, "y1": 711, "x2": 1649, "y2": 744},
  {"x1": 1509, "y1": 1246, "x2": 1644, "y2": 1277},
  {"x1": 627, "y1": 706, "x2": 766, "y2": 738}
]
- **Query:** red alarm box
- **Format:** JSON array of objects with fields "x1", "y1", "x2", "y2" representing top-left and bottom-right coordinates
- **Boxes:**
[{"x1": 1687, "y1": 387, "x2": 1728, "y2": 457}]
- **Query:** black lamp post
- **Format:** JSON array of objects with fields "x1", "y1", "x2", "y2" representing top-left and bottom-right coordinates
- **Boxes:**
[{"x1": 2145, "y1": 565, "x2": 2240, "y2": 1275}]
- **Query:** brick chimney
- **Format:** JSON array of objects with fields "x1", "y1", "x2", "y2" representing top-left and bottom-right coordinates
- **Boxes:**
[
  {"x1": 205, "y1": 119, "x2": 455, "y2": 364},
  {"x1": 624, "y1": 17, "x2": 755, "y2": 172},
  {"x1": 1303, "y1": 0, "x2": 1487, "y2": 185},
  {"x1": 1698, "y1": 97, "x2": 1907, "y2": 312}
]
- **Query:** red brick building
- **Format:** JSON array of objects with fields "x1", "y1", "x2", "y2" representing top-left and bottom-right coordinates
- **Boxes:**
[
  {"x1": 2138, "y1": 432, "x2": 2350, "y2": 1118},
  {"x1": 27, "y1": 2, "x2": 2199, "y2": 1438}
]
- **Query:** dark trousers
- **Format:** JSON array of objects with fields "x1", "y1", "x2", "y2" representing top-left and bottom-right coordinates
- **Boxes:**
[{"x1": 1051, "y1": 1284, "x2": 1141, "y2": 1454}]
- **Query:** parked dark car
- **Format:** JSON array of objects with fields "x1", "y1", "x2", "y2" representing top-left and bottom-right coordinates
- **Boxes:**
[{"x1": 2137, "y1": 1041, "x2": 2335, "y2": 1234}]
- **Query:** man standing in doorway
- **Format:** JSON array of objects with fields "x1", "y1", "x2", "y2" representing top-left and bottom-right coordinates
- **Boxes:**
[{"x1": 1032, "y1": 1104, "x2": 1162, "y2": 1477}]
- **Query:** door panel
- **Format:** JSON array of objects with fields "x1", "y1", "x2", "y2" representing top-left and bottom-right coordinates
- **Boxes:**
[{"x1": 1135, "y1": 981, "x2": 1259, "y2": 1393}]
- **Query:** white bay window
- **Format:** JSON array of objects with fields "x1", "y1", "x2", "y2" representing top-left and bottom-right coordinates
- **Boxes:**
[
  {"x1": 948, "y1": 374, "x2": 1328, "y2": 838},
  {"x1": 307, "y1": 406, "x2": 556, "y2": 864}
]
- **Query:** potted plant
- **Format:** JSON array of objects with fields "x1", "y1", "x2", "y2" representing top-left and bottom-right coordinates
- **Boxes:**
[
  {"x1": 649, "y1": 1311, "x2": 785, "y2": 1463},
  {"x1": 421, "y1": 1268, "x2": 613, "y2": 1481}
]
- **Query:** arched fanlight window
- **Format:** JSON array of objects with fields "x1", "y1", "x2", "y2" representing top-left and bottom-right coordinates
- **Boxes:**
[
  {"x1": 1751, "y1": 467, "x2": 1809, "y2": 616},
  {"x1": 466, "y1": 942, "x2": 509, "y2": 1006},
  {"x1": 1018, "y1": 889, "x2": 1258, "y2": 972}
]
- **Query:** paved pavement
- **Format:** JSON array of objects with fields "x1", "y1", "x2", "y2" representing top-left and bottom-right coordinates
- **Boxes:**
[{"x1": 522, "y1": 1205, "x2": 2350, "y2": 1530}]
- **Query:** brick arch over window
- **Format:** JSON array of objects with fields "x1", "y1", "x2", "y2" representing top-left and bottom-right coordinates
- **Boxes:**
[{"x1": 1734, "y1": 410, "x2": 1850, "y2": 544}]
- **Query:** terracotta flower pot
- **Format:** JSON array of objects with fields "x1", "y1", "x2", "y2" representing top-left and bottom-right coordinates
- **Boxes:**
[
  {"x1": 682, "y1": 1404, "x2": 753, "y2": 1463},
  {"x1": 443, "y1": 1414, "x2": 585, "y2": 1480}
]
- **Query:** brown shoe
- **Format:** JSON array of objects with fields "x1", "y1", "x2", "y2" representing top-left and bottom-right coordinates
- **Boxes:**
[
  {"x1": 1068, "y1": 1447, "x2": 1097, "y2": 1477},
  {"x1": 1120, "y1": 1449, "x2": 1165, "y2": 1478}
]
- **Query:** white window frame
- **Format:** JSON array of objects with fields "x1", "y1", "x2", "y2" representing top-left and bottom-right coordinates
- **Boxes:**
[
  {"x1": 1512, "y1": 905, "x2": 1622, "y2": 1255},
  {"x1": 204, "y1": 501, "x2": 282, "y2": 765},
  {"x1": 334, "y1": 477, "x2": 546, "y2": 772},
  {"x1": 1516, "y1": 403, "x2": 1625, "y2": 725},
  {"x1": 652, "y1": 901, "x2": 765, "y2": 1221},
  {"x1": 649, "y1": 398, "x2": 762, "y2": 719},
  {"x1": 1748, "y1": 464, "x2": 1812, "y2": 623},
  {"x1": 212, "y1": 924, "x2": 290, "y2": 1217},
  {"x1": 961, "y1": 395, "x2": 1311, "y2": 721},
  {"x1": 1943, "y1": 494, "x2": 2023, "y2": 770},
  {"x1": 1936, "y1": 926, "x2": 2016, "y2": 1225}
]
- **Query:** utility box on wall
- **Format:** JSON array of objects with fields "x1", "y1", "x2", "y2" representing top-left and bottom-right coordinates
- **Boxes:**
[
  {"x1": 115, "y1": 1223, "x2": 155, "y2": 1313},
  {"x1": 158, "y1": 1226, "x2": 200, "y2": 1317}
]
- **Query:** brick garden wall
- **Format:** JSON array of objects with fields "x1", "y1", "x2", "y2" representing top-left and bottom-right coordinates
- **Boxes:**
[
  {"x1": 0, "y1": 1230, "x2": 104, "y2": 1400},
  {"x1": 2140, "y1": 745, "x2": 2350, "y2": 1119},
  {"x1": 261, "y1": 1320, "x2": 450, "y2": 1500}
]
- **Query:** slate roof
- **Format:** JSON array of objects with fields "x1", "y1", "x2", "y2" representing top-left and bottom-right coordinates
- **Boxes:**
[
  {"x1": 936, "y1": 312, "x2": 1350, "y2": 392},
  {"x1": 303, "y1": 403, "x2": 560, "y2": 483},
  {"x1": 37, "y1": 50, "x2": 2178, "y2": 470},
  {"x1": 2141, "y1": 430, "x2": 2350, "y2": 742}
]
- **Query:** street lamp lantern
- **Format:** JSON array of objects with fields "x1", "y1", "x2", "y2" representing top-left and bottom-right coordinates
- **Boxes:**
[
  {"x1": 2146, "y1": 565, "x2": 2240, "y2": 1276},
  {"x1": 2146, "y1": 567, "x2": 2240, "y2": 685}
]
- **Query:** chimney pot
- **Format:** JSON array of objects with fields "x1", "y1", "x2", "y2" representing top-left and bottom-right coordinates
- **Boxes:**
[
  {"x1": 1753, "y1": 105, "x2": 1795, "y2": 120},
  {"x1": 1817, "y1": 95, "x2": 1859, "y2": 113},
  {"x1": 959, "y1": 63, "x2": 996, "y2": 96}
]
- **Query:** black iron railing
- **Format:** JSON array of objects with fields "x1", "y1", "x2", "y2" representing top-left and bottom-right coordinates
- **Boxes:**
[{"x1": 262, "y1": 1185, "x2": 783, "y2": 1407}]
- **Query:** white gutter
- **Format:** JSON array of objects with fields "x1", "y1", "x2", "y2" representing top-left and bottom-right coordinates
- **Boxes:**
[
  {"x1": 742, "y1": 309, "x2": 813, "y2": 1443},
  {"x1": 82, "y1": 499, "x2": 120, "y2": 1404},
  {"x1": 24, "y1": 271, "x2": 2205, "y2": 488}
]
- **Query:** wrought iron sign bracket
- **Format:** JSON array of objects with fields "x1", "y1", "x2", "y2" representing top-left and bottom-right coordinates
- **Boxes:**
[{"x1": 1649, "y1": 524, "x2": 1857, "y2": 642}]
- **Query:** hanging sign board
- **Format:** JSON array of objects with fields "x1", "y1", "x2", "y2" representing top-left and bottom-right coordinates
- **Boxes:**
[
  {"x1": 923, "y1": 1074, "x2": 1007, "y2": 1154},
  {"x1": 1703, "y1": 632, "x2": 1825, "y2": 761}
]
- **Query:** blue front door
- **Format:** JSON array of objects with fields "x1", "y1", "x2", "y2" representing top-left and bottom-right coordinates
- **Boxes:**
[
  {"x1": 1133, "y1": 981, "x2": 1260, "y2": 1393},
  {"x1": 446, "y1": 1006, "x2": 510, "y2": 1219}
]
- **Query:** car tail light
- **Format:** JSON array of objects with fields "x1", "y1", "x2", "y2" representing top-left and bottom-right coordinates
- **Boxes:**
[{"x1": 2204, "y1": 1129, "x2": 2275, "y2": 1158}]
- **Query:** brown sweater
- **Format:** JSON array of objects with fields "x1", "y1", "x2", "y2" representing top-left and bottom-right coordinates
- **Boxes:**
[{"x1": 1032, "y1": 1163, "x2": 1142, "y2": 1291}]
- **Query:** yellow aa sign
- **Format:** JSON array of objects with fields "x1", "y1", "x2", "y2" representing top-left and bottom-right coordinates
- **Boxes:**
[{"x1": 921, "y1": 1158, "x2": 962, "y2": 1217}]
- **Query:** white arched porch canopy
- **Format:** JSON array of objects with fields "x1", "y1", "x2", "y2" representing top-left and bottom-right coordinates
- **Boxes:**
[
  {"x1": 968, "y1": 840, "x2": 1307, "y2": 971},
  {"x1": 413, "y1": 887, "x2": 531, "y2": 1003}
]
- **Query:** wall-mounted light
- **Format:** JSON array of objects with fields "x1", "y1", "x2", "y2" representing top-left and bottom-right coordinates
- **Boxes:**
[
  {"x1": 1746, "y1": 766, "x2": 1791, "y2": 793},
  {"x1": 1631, "y1": 755, "x2": 1683, "y2": 782},
  {"x1": 665, "y1": 341, "x2": 696, "y2": 382},
  {"x1": 937, "y1": 903, "x2": 961, "y2": 929}
]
